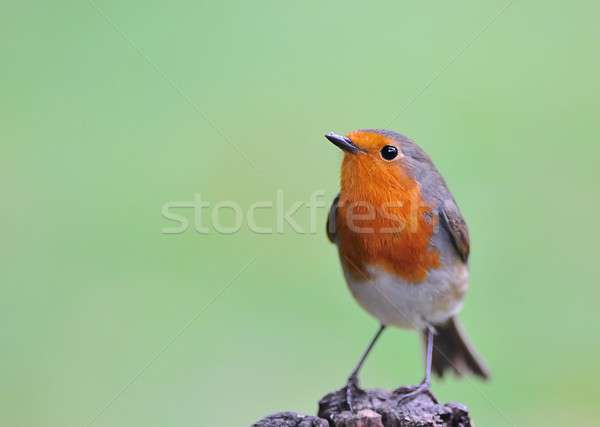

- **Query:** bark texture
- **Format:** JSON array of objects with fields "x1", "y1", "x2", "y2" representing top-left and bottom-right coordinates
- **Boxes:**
[{"x1": 252, "y1": 386, "x2": 472, "y2": 427}]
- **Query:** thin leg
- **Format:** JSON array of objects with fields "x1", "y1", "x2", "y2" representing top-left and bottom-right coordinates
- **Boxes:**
[
  {"x1": 423, "y1": 324, "x2": 434, "y2": 386},
  {"x1": 396, "y1": 326, "x2": 435, "y2": 402},
  {"x1": 348, "y1": 324, "x2": 386, "y2": 382},
  {"x1": 344, "y1": 324, "x2": 386, "y2": 412}
]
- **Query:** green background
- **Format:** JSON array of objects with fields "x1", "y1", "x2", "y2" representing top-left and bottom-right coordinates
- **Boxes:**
[{"x1": 2, "y1": 1, "x2": 599, "y2": 426}]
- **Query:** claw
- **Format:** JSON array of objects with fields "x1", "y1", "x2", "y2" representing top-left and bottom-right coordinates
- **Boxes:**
[
  {"x1": 394, "y1": 380, "x2": 437, "y2": 404},
  {"x1": 344, "y1": 376, "x2": 361, "y2": 412}
]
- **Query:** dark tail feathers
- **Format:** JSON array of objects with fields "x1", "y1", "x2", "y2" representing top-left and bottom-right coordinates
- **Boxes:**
[{"x1": 425, "y1": 317, "x2": 490, "y2": 380}]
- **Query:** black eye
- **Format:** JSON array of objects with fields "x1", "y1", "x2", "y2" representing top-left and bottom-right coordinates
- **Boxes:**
[{"x1": 380, "y1": 145, "x2": 399, "y2": 160}]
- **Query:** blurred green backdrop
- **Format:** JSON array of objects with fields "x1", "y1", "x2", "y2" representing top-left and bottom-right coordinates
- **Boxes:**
[{"x1": 2, "y1": 1, "x2": 600, "y2": 426}]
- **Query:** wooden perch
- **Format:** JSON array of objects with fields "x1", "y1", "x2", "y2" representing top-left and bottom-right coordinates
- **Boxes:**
[{"x1": 252, "y1": 386, "x2": 472, "y2": 427}]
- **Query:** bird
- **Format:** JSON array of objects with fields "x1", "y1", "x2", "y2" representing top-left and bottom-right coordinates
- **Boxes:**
[{"x1": 324, "y1": 129, "x2": 489, "y2": 409}]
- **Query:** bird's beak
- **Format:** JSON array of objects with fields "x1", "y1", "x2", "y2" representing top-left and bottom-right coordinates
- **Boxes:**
[{"x1": 325, "y1": 132, "x2": 361, "y2": 154}]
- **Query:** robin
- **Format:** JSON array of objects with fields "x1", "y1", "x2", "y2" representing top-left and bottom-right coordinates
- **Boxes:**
[{"x1": 324, "y1": 129, "x2": 489, "y2": 409}]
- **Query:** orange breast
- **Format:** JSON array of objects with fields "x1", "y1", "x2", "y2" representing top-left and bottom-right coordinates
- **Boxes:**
[{"x1": 337, "y1": 151, "x2": 440, "y2": 284}]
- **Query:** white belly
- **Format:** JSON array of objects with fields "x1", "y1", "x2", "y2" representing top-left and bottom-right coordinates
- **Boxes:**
[{"x1": 345, "y1": 264, "x2": 469, "y2": 330}]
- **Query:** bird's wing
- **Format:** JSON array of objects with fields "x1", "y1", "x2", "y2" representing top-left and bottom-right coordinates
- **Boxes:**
[
  {"x1": 326, "y1": 194, "x2": 340, "y2": 244},
  {"x1": 439, "y1": 202, "x2": 470, "y2": 262}
]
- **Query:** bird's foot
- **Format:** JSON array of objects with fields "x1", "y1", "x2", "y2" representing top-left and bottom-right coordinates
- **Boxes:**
[
  {"x1": 393, "y1": 379, "x2": 437, "y2": 404},
  {"x1": 342, "y1": 375, "x2": 365, "y2": 413}
]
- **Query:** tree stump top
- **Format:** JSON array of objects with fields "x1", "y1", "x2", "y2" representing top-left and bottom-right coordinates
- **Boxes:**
[{"x1": 253, "y1": 386, "x2": 472, "y2": 427}]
